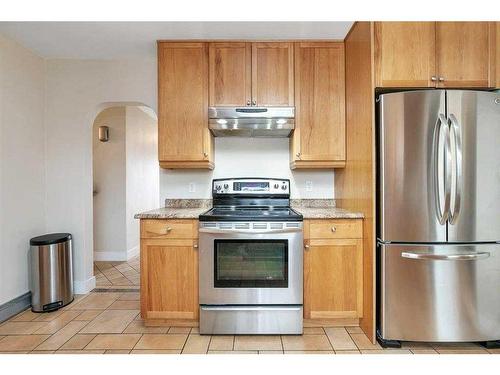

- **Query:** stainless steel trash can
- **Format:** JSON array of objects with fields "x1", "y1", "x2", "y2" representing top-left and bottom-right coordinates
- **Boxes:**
[{"x1": 30, "y1": 233, "x2": 74, "y2": 312}]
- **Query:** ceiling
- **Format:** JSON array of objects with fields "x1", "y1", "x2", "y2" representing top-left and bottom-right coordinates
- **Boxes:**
[{"x1": 0, "y1": 22, "x2": 353, "y2": 60}]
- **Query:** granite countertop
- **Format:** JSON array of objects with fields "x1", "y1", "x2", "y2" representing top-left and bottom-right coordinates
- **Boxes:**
[
  {"x1": 291, "y1": 199, "x2": 364, "y2": 219},
  {"x1": 135, "y1": 199, "x2": 364, "y2": 220},
  {"x1": 134, "y1": 199, "x2": 211, "y2": 219}
]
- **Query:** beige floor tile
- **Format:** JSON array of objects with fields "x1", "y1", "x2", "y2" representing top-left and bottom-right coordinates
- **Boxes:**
[
  {"x1": 282, "y1": 335, "x2": 332, "y2": 351},
  {"x1": 33, "y1": 310, "x2": 82, "y2": 334},
  {"x1": 10, "y1": 310, "x2": 38, "y2": 322},
  {"x1": 0, "y1": 321, "x2": 47, "y2": 335},
  {"x1": 0, "y1": 335, "x2": 50, "y2": 351},
  {"x1": 303, "y1": 327, "x2": 324, "y2": 335},
  {"x1": 74, "y1": 310, "x2": 104, "y2": 321},
  {"x1": 35, "y1": 321, "x2": 88, "y2": 350},
  {"x1": 55, "y1": 349, "x2": 105, "y2": 354},
  {"x1": 437, "y1": 349, "x2": 488, "y2": 354},
  {"x1": 234, "y1": 336, "x2": 282, "y2": 351},
  {"x1": 108, "y1": 300, "x2": 140, "y2": 310},
  {"x1": 208, "y1": 350, "x2": 258, "y2": 354},
  {"x1": 70, "y1": 293, "x2": 121, "y2": 310},
  {"x1": 487, "y1": 348, "x2": 500, "y2": 354},
  {"x1": 118, "y1": 293, "x2": 140, "y2": 301},
  {"x1": 0, "y1": 351, "x2": 30, "y2": 354},
  {"x1": 105, "y1": 349, "x2": 131, "y2": 354},
  {"x1": 86, "y1": 334, "x2": 141, "y2": 350},
  {"x1": 182, "y1": 335, "x2": 211, "y2": 354},
  {"x1": 401, "y1": 341, "x2": 433, "y2": 349},
  {"x1": 350, "y1": 333, "x2": 382, "y2": 350},
  {"x1": 411, "y1": 349, "x2": 438, "y2": 354},
  {"x1": 336, "y1": 350, "x2": 361, "y2": 354},
  {"x1": 324, "y1": 327, "x2": 357, "y2": 350},
  {"x1": 284, "y1": 350, "x2": 334, "y2": 354},
  {"x1": 33, "y1": 310, "x2": 64, "y2": 322},
  {"x1": 131, "y1": 349, "x2": 181, "y2": 354},
  {"x1": 123, "y1": 321, "x2": 169, "y2": 334},
  {"x1": 432, "y1": 342, "x2": 482, "y2": 350},
  {"x1": 135, "y1": 334, "x2": 188, "y2": 350},
  {"x1": 190, "y1": 327, "x2": 200, "y2": 334},
  {"x1": 209, "y1": 335, "x2": 234, "y2": 351},
  {"x1": 345, "y1": 326, "x2": 364, "y2": 334},
  {"x1": 259, "y1": 350, "x2": 284, "y2": 354},
  {"x1": 80, "y1": 310, "x2": 138, "y2": 334},
  {"x1": 30, "y1": 350, "x2": 56, "y2": 354},
  {"x1": 168, "y1": 327, "x2": 192, "y2": 334},
  {"x1": 60, "y1": 334, "x2": 96, "y2": 350}
]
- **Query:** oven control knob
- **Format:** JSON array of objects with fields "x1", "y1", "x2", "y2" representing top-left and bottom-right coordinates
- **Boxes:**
[
  {"x1": 274, "y1": 184, "x2": 279, "y2": 189},
  {"x1": 281, "y1": 185, "x2": 287, "y2": 190},
  {"x1": 223, "y1": 184, "x2": 229, "y2": 189},
  {"x1": 216, "y1": 185, "x2": 221, "y2": 191}
]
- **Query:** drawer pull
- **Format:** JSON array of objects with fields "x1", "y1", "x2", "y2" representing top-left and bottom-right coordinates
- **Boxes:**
[
  {"x1": 331, "y1": 226, "x2": 337, "y2": 232},
  {"x1": 193, "y1": 243, "x2": 198, "y2": 249},
  {"x1": 304, "y1": 244, "x2": 310, "y2": 250}
]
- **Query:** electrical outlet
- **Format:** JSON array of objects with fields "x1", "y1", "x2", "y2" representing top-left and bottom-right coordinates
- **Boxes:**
[
  {"x1": 188, "y1": 183, "x2": 196, "y2": 193},
  {"x1": 305, "y1": 181, "x2": 313, "y2": 192}
]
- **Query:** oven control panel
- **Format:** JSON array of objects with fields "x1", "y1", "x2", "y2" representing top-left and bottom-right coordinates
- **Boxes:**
[{"x1": 213, "y1": 178, "x2": 290, "y2": 195}]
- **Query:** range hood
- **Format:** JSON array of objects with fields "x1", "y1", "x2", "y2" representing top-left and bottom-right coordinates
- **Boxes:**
[{"x1": 209, "y1": 107, "x2": 295, "y2": 137}]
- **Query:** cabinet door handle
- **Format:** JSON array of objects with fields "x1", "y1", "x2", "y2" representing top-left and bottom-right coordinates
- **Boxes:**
[
  {"x1": 246, "y1": 100, "x2": 251, "y2": 106},
  {"x1": 203, "y1": 152, "x2": 208, "y2": 158},
  {"x1": 331, "y1": 226, "x2": 337, "y2": 232},
  {"x1": 304, "y1": 244, "x2": 310, "y2": 250},
  {"x1": 296, "y1": 152, "x2": 301, "y2": 159},
  {"x1": 431, "y1": 76, "x2": 437, "y2": 82},
  {"x1": 252, "y1": 100, "x2": 256, "y2": 106},
  {"x1": 193, "y1": 243, "x2": 198, "y2": 249},
  {"x1": 439, "y1": 77, "x2": 445, "y2": 82}
]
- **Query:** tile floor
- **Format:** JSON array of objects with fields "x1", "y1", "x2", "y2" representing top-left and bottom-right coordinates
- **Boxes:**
[
  {"x1": 0, "y1": 291, "x2": 498, "y2": 354},
  {"x1": 94, "y1": 257, "x2": 140, "y2": 288}
]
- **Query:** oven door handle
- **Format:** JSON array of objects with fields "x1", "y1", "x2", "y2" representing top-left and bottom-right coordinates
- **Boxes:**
[
  {"x1": 200, "y1": 306, "x2": 302, "y2": 312},
  {"x1": 199, "y1": 227, "x2": 302, "y2": 235}
]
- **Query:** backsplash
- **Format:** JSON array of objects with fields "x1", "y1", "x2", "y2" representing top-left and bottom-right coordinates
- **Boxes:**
[{"x1": 160, "y1": 138, "x2": 335, "y2": 200}]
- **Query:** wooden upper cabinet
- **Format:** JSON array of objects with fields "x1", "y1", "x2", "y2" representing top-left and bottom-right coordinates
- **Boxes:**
[
  {"x1": 252, "y1": 42, "x2": 294, "y2": 106},
  {"x1": 209, "y1": 42, "x2": 251, "y2": 106},
  {"x1": 436, "y1": 22, "x2": 496, "y2": 88},
  {"x1": 291, "y1": 42, "x2": 345, "y2": 169},
  {"x1": 374, "y1": 22, "x2": 436, "y2": 88},
  {"x1": 157, "y1": 42, "x2": 213, "y2": 169}
]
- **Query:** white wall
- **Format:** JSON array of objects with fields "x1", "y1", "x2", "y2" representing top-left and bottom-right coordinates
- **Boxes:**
[
  {"x1": 0, "y1": 34, "x2": 46, "y2": 305},
  {"x1": 92, "y1": 107, "x2": 127, "y2": 259},
  {"x1": 44, "y1": 58, "x2": 157, "y2": 293},
  {"x1": 125, "y1": 106, "x2": 159, "y2": 258},
  {"x1": 160, "y1": 138, "x2": 334, "y2": 200}
]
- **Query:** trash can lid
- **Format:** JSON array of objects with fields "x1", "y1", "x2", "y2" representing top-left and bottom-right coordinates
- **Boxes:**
[{"x1": 30, "y1": 233, "x2": 72, "y2": 246}]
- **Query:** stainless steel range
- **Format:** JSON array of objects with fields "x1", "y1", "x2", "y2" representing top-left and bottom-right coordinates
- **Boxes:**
[{"x1": 198, "y1": 178, "x2": 303, "y2": 335}]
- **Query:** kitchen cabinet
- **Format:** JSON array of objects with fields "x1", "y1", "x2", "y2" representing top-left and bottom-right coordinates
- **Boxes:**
[
  {"x1": 374, "y1": 22, "x2": 496, "y2": 88},
  {"x1": 157, "y1": 42, "x2": 214, "y2": 169},
  {"x1": 303, "y1": 219, "x2": 363, "y2": 320},
  {"x1": 291, "y1": 42, "x2": 346, "y2": 169},
  {"x1": 208, "y1": 42, "x2": 294, "y2": 107},
  {"x1": 140, "y1": 219, "x2": 199, "y2": 326}
]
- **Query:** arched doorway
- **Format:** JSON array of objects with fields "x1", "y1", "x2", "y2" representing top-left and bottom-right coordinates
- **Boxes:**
[{"x1": 91, "y1": 105, "x2": 159, "y2": 289}]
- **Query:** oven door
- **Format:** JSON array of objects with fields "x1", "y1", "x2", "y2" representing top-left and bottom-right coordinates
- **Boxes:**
[{"x1": 199, "y1": 222, "x2": 303, "y2": 305}]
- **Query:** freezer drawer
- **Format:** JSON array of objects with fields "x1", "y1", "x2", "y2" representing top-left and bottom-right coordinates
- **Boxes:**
[{"x1": 380, "y1": 243, "x2": 500, "y2": 342}]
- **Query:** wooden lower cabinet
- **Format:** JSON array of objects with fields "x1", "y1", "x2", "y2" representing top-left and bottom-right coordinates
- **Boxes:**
[
  {"x1": 303, "y1": 219, "x2": 363, "y2": 321},
  {"x1": 140, "y1": 219, "x2": 199, "y2": 326}
]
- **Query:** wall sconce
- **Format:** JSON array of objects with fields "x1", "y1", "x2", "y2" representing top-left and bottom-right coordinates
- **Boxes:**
[{"x1": 98, "y1": 126, "x2": 109, "y2": 142}]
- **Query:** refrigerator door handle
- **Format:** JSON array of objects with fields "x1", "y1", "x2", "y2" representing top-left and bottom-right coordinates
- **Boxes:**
[
  {"x1": 401, "y1": 251, "x2": 490, "y2": 261},
  {"x1": 448, "y1": 113, "x2": 462, "y2": 225},
  {"x1": 434, "y1": 114, "x2": 452, "y2": 224}
]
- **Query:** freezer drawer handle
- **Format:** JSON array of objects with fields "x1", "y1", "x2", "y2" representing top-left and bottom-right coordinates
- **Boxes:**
[{"x1": 401, "y1": 252, "x2": 490, "y2": 261}]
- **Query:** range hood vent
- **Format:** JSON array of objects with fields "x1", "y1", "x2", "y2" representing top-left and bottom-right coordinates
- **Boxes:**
[{"x1": 209, "y1": 107, "x2": 295, "y2": 138}]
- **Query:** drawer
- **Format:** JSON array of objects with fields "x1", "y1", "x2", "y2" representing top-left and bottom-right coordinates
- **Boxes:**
[
  {"x1": 307, "y1": 219, "x2": 363, "y2": 239},
  {"x1": 140, "y1": 219, "x2": 197, "y2": 239}
]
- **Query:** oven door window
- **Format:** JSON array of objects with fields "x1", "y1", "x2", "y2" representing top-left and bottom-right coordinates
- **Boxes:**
[{"x1": 214, "y1": 240, "x2": 288, "y2": 288}]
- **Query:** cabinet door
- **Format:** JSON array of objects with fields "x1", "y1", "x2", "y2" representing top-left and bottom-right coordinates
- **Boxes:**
[
  {"x1": 251, "y1": 42, "x2": 294, "y2": 106},
  {"x1": 140, "y1": 238, "x2": 198, "y2": 321},
  {"x1": 436, "y1": 22, "x2": 496, "y2": 88},
  {"x1": 157, "y1": 42, "x2": 213, "y2": 168},
  {"x1": 209, "y1": 42, "x2": 251, "y2": 106},
  {"x1": 292, "y1": 42, "x2": 345, "y2": 168},
  {"x1": 374, "y1": 22, "x2": 436, "y2": 87},
  {"x1": 304, "y1": 238, "x2": 363, "y2": 319}
]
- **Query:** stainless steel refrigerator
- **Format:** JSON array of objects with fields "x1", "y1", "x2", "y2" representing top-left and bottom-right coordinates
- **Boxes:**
[{"x1": 377, "y1": 90, "x2": 500, "y2": 346}]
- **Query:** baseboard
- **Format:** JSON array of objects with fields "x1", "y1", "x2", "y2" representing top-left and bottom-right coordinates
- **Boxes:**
[
  {"x1": 93, "y1": 246, "x2": 139, "y2": 262},
  {"x1": 74, "y1": 276, "x2": 96, "y2": 294},
  {"x1": 127, "y1": 245, "x2": 139, "y2": 260},
  {"x1": 0, "y1": 292, "x2": 31, "y2": 323}
]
